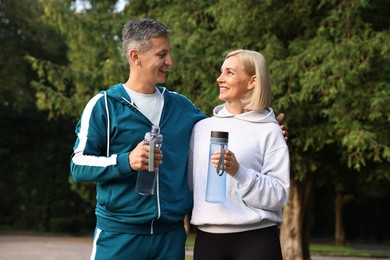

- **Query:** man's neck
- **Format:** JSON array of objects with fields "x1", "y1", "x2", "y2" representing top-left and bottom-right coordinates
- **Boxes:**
[{"x1": 124, "y1": 78, "x2": 156, "y2": 94}]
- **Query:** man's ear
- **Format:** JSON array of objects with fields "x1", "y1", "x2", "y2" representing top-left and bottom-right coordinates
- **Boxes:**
[{"x1": 129, "y1": 49, "x2": 141, "y2": 66}]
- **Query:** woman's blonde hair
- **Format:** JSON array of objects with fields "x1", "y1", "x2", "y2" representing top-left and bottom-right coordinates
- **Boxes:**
[{"x1": 225, "y1": 49, "x2": 272, "y2": 111}]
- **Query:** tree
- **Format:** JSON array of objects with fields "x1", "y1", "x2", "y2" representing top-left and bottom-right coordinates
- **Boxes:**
[
  {"x1": 0, "y1": 0, "x2": 65, "y2": 109},
  {"x1": 28, "y1": 0, "x2": 128, "y2": 119},
  {"x1": 30, "y1": 0, "x2": 390, "y2": 258},
  {"x1": 0, "y1": 0, "x2": 94, "y2": 232},
  {"x1": 273, "y1": 1, "x2": 390, "y2": 258}
]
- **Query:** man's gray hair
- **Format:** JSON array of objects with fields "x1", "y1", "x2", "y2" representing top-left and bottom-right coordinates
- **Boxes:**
[{"x1": 122, "y1": 18, "x2": 170, "y2": 58}]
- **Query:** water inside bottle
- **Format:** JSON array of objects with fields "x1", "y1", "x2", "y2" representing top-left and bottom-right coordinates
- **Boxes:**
[{"x1": 136, "y1": 170, "x2": 157, "y2": 195}]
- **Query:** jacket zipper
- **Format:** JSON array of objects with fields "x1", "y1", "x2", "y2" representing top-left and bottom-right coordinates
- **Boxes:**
[
  {"x1": 121, "y1": 95, "x2": 163, "y2": 235},
  {"x1": 150, "y1": 171, "x2": 161, "y2": 234}
]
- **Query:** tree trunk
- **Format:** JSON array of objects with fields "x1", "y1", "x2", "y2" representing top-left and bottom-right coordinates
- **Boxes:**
[
  {"x1": 184, "y1": 214, "x2": 191, "y2": 235},
  {"x1": 302, "y1": 174, "x2": 315, "y2": 260},
  {"x1": 280, "y1": 176, "x2": 303, "y2": 260},
  {"x1": 334, "y1": 187, "x2": 345, "y2": 246}
]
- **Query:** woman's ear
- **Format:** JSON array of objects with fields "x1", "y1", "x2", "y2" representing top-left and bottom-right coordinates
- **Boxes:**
[{"x1": 248, "y1": 75, "x2": 256, "y2": 90}]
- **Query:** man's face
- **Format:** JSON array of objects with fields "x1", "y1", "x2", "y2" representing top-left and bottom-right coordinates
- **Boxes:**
[{"x1": 138, "y1": 35, "x2": 173, "y2": 85}]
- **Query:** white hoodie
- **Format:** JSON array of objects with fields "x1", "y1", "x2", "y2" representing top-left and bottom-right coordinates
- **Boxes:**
[{"x1": 188, "y1": 105, "x2": 290, "y2": 233}]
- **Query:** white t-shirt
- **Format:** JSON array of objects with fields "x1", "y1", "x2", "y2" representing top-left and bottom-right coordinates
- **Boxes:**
[{"x1": 123, "y1": 84, "x2": 164, "y2": 126}]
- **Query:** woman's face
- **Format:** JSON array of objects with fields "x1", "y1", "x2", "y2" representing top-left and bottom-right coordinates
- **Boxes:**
[{"x1": 217, "y1": 56, "x2": 253, "y2": 105}]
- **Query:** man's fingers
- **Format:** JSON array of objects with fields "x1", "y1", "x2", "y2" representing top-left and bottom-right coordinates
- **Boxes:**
[{"x1": 276, "y1": 113, "x2": 285, "y2": 124}]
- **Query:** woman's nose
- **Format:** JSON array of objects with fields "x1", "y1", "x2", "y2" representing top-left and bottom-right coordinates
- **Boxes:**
[{"x1": 216, "y1": 73, "x2": 224, "y2": 83}]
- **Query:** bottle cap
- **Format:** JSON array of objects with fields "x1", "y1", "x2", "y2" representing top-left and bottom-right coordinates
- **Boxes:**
[
  {"x1": 151, "y1": 125, "x2": 160, "y2": 135},
  {"x1": 210, "y1": 131, "x2": 229, "y2": 142},
  {"x1": 146, "y1": 125, "x2": 163, "y2": 143}
]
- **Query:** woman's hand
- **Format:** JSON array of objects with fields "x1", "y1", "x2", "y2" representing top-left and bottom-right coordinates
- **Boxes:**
[{"x1": 211, "y1": 149, "x2": 239, "y2": 176}]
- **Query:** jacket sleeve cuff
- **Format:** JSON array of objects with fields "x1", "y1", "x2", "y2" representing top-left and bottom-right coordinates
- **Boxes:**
[{"x1": 117, "y1": 153, "x2": 134, "y2": 176}]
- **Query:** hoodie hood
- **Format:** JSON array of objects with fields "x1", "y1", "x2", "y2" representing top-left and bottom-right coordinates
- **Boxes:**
[{"x1": 213, "y1": 104, "x2": 278, "y2": 124}]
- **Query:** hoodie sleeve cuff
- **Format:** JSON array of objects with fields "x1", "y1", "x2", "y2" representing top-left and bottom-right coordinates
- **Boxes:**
[
  {"x1": 232, "y1": 165, "x2": 248, "y2": 183},
  {"x1": 232, "y1": 165, "x2": 261, "y2": 192}
]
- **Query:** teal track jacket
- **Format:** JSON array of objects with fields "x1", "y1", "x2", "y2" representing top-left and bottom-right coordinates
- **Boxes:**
[{"x1": 70, "y1": 84, "x2": 206, "y2": 234}]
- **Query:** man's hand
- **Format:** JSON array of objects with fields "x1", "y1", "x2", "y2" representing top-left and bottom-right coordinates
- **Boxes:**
[
  {"x1": 129, "y1": 141, "x2": 163, "y2": 172},
  {"x1": 276, "y1": 113, "x2": 289, "y2": 142}
]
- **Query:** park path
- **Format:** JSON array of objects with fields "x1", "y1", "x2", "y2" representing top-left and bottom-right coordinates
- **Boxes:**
[
  {"x1": 0, "y1": 235, "x2": 389, "y2": 260},
  {"x1": 0, "y1": 235, "x2": 91, "y2": 260}
]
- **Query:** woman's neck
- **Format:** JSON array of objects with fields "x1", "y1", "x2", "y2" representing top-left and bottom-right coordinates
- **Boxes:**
[{"x1": 225, "y1": 102, "x2": 248, "y2": 114}]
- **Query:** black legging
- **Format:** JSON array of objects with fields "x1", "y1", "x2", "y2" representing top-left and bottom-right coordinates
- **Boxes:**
[{"x1": 193, "y1": 225, "x2": 283, "y2": 260}]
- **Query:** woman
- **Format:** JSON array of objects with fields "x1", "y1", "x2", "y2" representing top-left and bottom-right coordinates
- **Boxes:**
[{"x1": 188, "y1": 49, "x2": 290, "y2": 259}]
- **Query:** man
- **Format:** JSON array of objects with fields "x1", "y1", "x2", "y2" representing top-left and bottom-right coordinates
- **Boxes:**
[{"x1": 70, "y1": 18, "x2": 288, "y2": 260}]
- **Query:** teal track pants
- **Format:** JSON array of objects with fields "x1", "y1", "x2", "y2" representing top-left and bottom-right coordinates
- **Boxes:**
[{"x1": 90, "y1": 227, "x2": 187, "y2": 260}]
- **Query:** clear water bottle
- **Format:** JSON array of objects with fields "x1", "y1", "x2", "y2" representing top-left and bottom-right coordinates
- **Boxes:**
[
  {"x1": 205, "y1": 131, "x2": 229, "y2": 203},
  {"x1": 136, "y1": 125, "x2": 163, "y2": 196}
]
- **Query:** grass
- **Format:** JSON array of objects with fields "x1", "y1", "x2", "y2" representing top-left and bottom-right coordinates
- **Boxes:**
[
  {"x1": 310, "y1": 243, "x2": 390, "y2": 258},
  {"x1": 185, "y1": 233, "x2": 390, "y2": 259},
  {"x1": 186, "y1": 232, "x2": 196, "y2": 247}
]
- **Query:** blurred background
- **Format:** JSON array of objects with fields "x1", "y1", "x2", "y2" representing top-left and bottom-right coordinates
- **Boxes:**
[{"x1": 0, "y1": 0, "x2": 389, "y2": 259}]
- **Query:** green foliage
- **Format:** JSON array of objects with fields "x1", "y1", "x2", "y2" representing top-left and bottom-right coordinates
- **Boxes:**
[
  {"x1": 0, "y1": 0, "x2": 95, "y2": 233},
  {"x1": 0, "y1": 104, "x2": 94, "y2": 232},
  {"x1": 23, "y1": 0, "x2": 390, "y2": 240},
  {"x1": 28, "y1": 0, "x2": 128, "y2": 118},
  {"x1": 0, "y1": 0, "x2": 66, "y2": 110},
  {"x1": 309, "y1": 243, "x2": 390, "y2": 258},
  {"x1": 274, "y1": 0, "x2": 390, "y2": 174}
]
